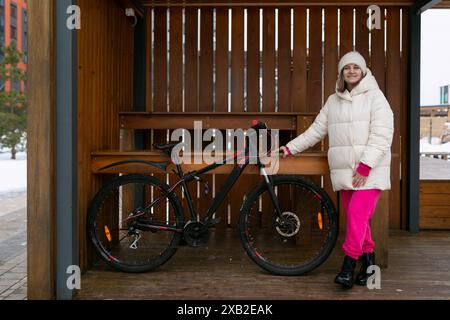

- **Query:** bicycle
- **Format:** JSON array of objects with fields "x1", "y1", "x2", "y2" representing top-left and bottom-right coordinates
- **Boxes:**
[{"x1": 87, "y1": 120, "x2": 338, "y2": 275}]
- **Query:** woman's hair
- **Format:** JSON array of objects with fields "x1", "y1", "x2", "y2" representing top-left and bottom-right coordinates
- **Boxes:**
[
  {"x1": 336, "y1": 67, "x2": 366, "y2": 93},
  {"x1": 336, "y1": 70, "x2": 346, "y2": 93}
]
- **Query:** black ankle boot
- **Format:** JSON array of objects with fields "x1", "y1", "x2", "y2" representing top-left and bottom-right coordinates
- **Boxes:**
[
  {"x1": 355, "y1": 252, "x2": 375, "y2": 286},
  {"x1": 334, "y1": 255, "x2": 357, "y2": 289}
]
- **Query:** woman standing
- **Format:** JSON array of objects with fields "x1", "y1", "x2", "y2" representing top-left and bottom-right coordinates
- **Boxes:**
[{"x1": 279, "y1": 51, "x2": 394, "y2": 289}]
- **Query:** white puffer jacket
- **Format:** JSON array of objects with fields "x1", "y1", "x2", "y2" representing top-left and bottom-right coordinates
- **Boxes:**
[{"x1": 286, "y1": 67, "x2": 394, "y2": 192}]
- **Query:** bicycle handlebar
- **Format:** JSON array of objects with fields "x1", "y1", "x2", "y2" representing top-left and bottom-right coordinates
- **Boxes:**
[
  {"x1": 246, "y1": 120, "x2": 271, "y2": 161},
  {"x1": 250, "y1": 119, "x2": 268, "y2": 131}
]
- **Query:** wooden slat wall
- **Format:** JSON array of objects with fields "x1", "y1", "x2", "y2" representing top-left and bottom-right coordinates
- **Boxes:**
[
  {"x1": 420, "y1": 181, "x2": 450, "y2": 230},
  {"x1": 143, "y1": 0, "x2": 415, "y2": 6},
  {"x1": 386, "y1": 7, "x2": 402, "y2": 230},
  {"x1": 263, "y1": 8, "x2": 275, "y2": 113},
  {"x1": 170, "y1": 8, "x2": 183, "y2": 113},
  {"x1": 168, "y1": 7, "x2": 185, "y2": 225},
  {"x1": 371, "y1": 6, "x2": 385, "y2": 92},
  {"x1": 240, "y1": 6, "x2": 260, "y2": 224},
  {"x1": 231, "y1": 8, "x2": 245, "y2": 113},
  {"x1": 77, "y1": 0, "x2": 134, "y2": 269},
  {"x1": 150, "y1": 7, "x2": 168, "y2": 223},
  {"x1": 323, "y1": 7, "x2": 339, "y2": 223},
  {"x1": 355, "y1": 7, "x2": 370, "y2": 63},
  {"x1": 277, "y1": 7, "x2": 294, "y2": 228},
  {"x1": 214, "y1": 7, "x2": 230, "y2": 227},
  {"x1": 292, "y1": 7, "x2": 307, "y2": 112},
  {"x1": 198, "y1": 7, "x2": 215, "y2": 222},
  {"x1": 182, "y1": 7, "x2": 200, "y2": 221},
  {"x1": 401, "y1": 7, "x2": 409, "y2": 229},
  {"x1": 246, "y1": 7, "x2": 260, "y2": 113},
  {"x1": 307, "y1": 7, "x2": 324, "y2": 210},
  {"x1": 140, "y1": 4, "x2": 408, "y2": 233},
  {"x1": 228, "y1": 7, "x2": 257, "y2": 227}
]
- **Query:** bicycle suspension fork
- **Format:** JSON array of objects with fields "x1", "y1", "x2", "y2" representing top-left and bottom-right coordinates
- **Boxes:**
[{"x1": 260, "y1": 165, "x2": 284, "y2": 218}]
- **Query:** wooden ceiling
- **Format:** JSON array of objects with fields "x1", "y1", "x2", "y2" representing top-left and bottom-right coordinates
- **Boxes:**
[
  {"x1": 135, "y1": 0, "x2": 450, "y2": 8},
  {"x1": 434, "y1": 0, "x2": 450, "y2": 7},
  {"x1": 140, "y1": 0, "x2": 416, "y2": 6}
]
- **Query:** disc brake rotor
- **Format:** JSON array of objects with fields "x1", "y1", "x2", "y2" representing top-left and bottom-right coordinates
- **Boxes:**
[{"x1": 275, "y1": 212, "x2": 301, "y2": 237}]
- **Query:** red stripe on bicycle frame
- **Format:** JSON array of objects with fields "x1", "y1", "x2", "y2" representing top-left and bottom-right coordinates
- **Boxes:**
[
  {"x1": 225, "y1": 150, "x2": 244, "y2": 163},
  {"x1": 168, "y1": 178, "x2": 185, "y2": 193},
  {"x1": 109, "y1": 255, "x2": 119, "y2": 263},
  {"x1": 238, "y1": 155, "x2": 249, "y2": 168}
]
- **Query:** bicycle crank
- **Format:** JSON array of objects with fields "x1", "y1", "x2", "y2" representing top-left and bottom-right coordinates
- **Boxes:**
[
  {"x1": 275, "y1": 212, "x2": 301, "y2": 238},
  {"x1": 183, "y1": 221, "x2": 209, "y2": 247}
]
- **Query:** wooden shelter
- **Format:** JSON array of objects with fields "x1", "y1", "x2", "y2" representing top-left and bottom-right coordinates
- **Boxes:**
[{"x1": 27, "y1": 0, "x2": 447, "y2": 299}]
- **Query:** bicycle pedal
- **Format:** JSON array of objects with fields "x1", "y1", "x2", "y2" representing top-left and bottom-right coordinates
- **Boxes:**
[{"x1": 206, "y1": 217, "x2": 222, "y2": 226}]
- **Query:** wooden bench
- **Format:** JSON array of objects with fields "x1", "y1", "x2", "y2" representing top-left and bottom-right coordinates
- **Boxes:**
[{"x1": 91, "y1": 150, "x2": 328, "y2": 174}]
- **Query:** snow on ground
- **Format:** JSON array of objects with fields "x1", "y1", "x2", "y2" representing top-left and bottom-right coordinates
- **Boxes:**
[
  {"x1": 0, "y1": 151, "x2": 27, "y2": 161},
  {"x1": 0, "y1": 152, "x2": 27, "y2": 194},
  {"x1": 420, "y1": 137, "x2": 450, "y2": 153}
]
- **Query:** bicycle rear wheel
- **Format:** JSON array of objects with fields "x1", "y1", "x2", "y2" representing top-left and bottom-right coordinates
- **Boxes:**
[
  {"x1": 238, "y1": 175, "x2": 338, "y2": 276},
  {"x1": 87, "y1": 174, "x2": 184, "y2": 273}
]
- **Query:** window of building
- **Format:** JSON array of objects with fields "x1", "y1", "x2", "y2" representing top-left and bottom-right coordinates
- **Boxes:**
[
  {"x1": 11, "y1": 25, "x2": 16, "y2": 41},
  {"x1": 22, "y1": 8, "x2": 26, "y2": 63},
  {"x1": 0, "y1": 0, "x2": 4, "y2": 48},
  {"x1": 0, "y1": 1, "x2": 4, "y2": 27},
  {"x1": 12, "y1": 80, "x2": 21, "y2": 92},
  {"x1": 10, "y1": 3, "x2": 16, "y2": 23},
  {"x1": 10, "y1": 2, "x2": 17, "y2": 41},
  {"x1": 440, "y1": 85, "x2": 449, "y2": 105}
]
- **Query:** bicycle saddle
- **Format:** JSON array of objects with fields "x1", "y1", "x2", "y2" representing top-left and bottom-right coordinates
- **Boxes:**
[
  {"x1": 153, "y1": 143, "x2": 178, "y2": 151},
  {"x1": 150, "y1": 161, "x2": 170, "y2": 171}
]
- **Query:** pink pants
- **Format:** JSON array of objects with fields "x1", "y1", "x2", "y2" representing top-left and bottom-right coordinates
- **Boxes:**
[{"x1": 340, "y1": 189, "x2": 382, "y2": 260}]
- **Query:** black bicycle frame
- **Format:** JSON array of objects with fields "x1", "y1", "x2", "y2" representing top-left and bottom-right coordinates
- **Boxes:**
[{"x1": 164, "y1": 143, "x2": 284, "y2": 225}]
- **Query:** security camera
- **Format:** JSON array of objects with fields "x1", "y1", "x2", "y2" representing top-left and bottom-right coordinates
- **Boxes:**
[{"x1": 125, "y1": 8, "x2": 137, "y2": 27}]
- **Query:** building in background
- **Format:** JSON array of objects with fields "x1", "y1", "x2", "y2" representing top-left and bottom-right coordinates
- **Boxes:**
[
  {"x1": 440, "y1": 85, "x2": 449, "y2": 105},
  {"x1": 0, "y1": 0, "x2": 27, "y2": 92}
]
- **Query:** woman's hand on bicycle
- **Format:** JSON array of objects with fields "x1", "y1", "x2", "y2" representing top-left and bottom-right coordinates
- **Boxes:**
[{"x1": 279, "y1": 146, "x2": 291, "y2": 158}]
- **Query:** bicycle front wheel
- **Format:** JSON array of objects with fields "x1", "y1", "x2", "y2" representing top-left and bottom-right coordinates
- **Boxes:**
[{"x1": 239, "y1": 175, "x2": 338, "y2": 276}]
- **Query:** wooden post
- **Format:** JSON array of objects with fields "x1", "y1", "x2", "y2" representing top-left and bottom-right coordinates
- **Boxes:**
[{"x1": 27, "y1": 0, "x2": 56, "y2": 300}]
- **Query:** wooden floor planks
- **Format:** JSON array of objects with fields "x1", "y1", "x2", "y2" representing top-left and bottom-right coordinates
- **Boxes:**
[{"x1": 76, "y1": 230, "x2": 450, "y2": 300}]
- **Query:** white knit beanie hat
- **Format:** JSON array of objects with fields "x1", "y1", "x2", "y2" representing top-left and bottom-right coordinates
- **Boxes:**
[{"x1": 338, "y1": 51, "x2": 367, "y2": 76}]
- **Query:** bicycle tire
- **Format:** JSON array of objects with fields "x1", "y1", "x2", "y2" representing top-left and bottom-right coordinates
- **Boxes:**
[
  {"x1": 238, "y1": 175, "x2": 338, "y2": 276},
  {"x1": 87, "y1": 174, "x2": 184, "y2": 273}
]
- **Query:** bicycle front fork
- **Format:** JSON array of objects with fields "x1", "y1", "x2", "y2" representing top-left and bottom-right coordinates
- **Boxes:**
[{"x1": 260, "y1": 167, "x2": 284, "y2": 218}]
